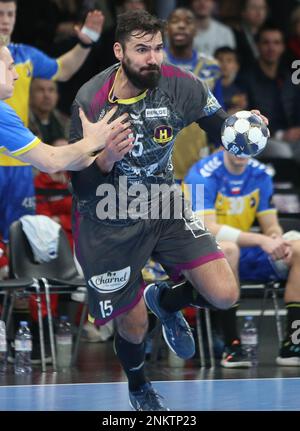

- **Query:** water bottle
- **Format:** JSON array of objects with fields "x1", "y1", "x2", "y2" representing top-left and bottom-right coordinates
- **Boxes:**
[
  {"x1": 0, "y1": 321, "x2": 7, "y2": 374},
  {"x1": 240, "y1": 316, "x2": 258, "y2": 366},
  {"x1": 14, "y1": 321, "x2": 32, "y2": 375},
  {"x1": 56, "y1": 316, "x2": 72, "y2": 370}
]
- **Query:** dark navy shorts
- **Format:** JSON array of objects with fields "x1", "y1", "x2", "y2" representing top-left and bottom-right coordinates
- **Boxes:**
[{"x1": 73, "y1": 212, "x2": 224, "y2": 325}]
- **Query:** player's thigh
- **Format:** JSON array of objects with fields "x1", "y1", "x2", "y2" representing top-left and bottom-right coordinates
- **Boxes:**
[
  {"x1": 153, "y1": 216, "x2": 238, "y2": 307},
  {"x1": 75, "y1": 216, "x2": 155, "y2": 325},
  {"x1": 182, "y1": 258, "x2": 239, "y2": 308},
  {"x1": 153, "y1": 216, "x2": 224, "y2": 282}
]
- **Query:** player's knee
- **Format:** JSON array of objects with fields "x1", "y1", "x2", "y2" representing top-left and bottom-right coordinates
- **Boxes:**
[
  {"x1": 117, "y1": 319, "x2": 148, "y2": 344},
  {"x1": 220, "y1": 241, "x2": 240, "y2": 265},
  {"x1": 291, "y1": 240, "x2": 300, "y2": 262},
  {"x1": 217, "y1": 279, "x2": 240, "y2": 309}
]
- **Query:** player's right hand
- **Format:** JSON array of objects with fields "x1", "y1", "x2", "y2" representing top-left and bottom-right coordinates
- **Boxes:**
[
  {"x1": 79, "y1": 106, "x2": 133, "y2": 153},
  {"x1": 260, "y1": 235, "x2": 291, "y2": 261}
]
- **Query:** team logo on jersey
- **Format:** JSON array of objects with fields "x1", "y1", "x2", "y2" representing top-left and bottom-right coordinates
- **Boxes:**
[
  {"x1": 130, "y1": 112, "x2": 141, "y2": 120},
  {"x1": 153, "y1": 125, "x2": 173, "y2": 145},
  {"x1": 146, "y1": 108, "x2": 168, "y2": 118},
  {"x1": 88, "y1": 266, "x2": 131, "y2": 293}
]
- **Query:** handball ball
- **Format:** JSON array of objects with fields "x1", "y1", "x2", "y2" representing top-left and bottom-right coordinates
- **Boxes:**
[{"x1": 221, "y1": 110, "x2": 270, "y2": 158}]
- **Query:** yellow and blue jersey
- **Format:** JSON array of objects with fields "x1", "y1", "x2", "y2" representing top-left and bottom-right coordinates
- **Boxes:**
[
  {"x1": 185, "y1": 151, "x2": 276, "y2": 232},
  {"x1": 164, "y1": 48, "x2": 223, "y2": 106},
  {"x1": 0, "y1": 100, "x2": 41, "y2": 156},
  {"x1": 1, "y1": 43, "x2": 59, "y2": 166}
]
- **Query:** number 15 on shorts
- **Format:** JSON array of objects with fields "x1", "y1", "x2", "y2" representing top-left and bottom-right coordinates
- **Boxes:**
[{"x1": 99, "y1": 300, "x2": 113, "y2": 318}]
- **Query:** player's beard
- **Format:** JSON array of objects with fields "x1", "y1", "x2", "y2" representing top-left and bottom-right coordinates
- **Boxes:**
[{"x1": 122, "y1": 56, "x2": 161, "y2": 90}]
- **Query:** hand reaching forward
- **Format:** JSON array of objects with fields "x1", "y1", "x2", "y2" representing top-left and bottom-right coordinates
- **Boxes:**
[{"x1": 79, "y1": 106, "x2": 134, "y2": 155}]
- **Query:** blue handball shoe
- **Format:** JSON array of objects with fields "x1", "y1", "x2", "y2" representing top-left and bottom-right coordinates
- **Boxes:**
[
  {"x1": 144, "y1": 282, "x2": 195, "y2": 360},
  {"x1": 129, "y1": 382, "x2": 169, "y2": 411}
]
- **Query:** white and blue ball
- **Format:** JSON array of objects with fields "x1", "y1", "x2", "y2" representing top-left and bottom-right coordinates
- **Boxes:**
[{"x1": 221, "y1": 110, "x2": 270, "y2": 158}]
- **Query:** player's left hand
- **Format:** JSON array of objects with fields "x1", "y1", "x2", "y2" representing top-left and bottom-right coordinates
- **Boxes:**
[
  {"x1": 75, "y1": 10, "x2": 104, "y2": 45},
  {"x1": 251, "y1": 109, "x2": 269, "y2": 126}
]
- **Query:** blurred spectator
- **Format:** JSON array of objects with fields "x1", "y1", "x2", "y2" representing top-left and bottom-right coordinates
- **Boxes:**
[
  {"x1": 268, "y1": 0, "x2": 300, "y2": 33},
  {"x1": 34, "y1": 144, "x2": 72, "y2": 247},
  {"x1": 287, "y1": 6, "x2": 300, "y2": 63},
  {"x1": 239, "y1": 26, "x2": 300, "y2": 140},
  {"x1": 165, "y1": 7, "x2": 223, "y2": 181},
  {"x1": 215, "y1": 46, "x2": 248, "y2": 114},
  {"x1": 29, "y1": 79, "x2": 69, "y2": 146},
  {"x1": 12, "y1": 0, "x2": 59, "y2": 51},
  {"x1": 234, "y1": 0, "x2": 268, "y2": 70},
  {"x1": 189, "y1": 0, "x2": 236, "y2": 56},
  {"x1": 154, "y1": 0, "x2": 177, "y2": 19},
  {"x1": 52, "y1": 0, "x2": 85, "y2": 43},
  {"x1": 217, "y1": 0, "x2": 243, "y2": 27},
  {"x1": 116, "y1": 0, "x2": 153, "y2": 13},
  {"x1": 123, "y1": 0, "x2": 147, "y2": 11}
]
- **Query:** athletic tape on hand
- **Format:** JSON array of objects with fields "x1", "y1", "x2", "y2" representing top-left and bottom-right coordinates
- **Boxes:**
[{"x1": 81, "y1": 26, "x2": 100, "y2": 42}]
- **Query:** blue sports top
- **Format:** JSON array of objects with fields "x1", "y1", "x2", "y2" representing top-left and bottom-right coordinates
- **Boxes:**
[{"x1": 185, "y1": 151, "x2": 276, "y2": 231}]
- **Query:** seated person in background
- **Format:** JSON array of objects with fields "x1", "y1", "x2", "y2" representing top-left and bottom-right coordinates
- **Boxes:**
[
  {"x1": 189, "y1": 0, "x2": 236, "y2": 57},
  {"x1": 185, "y1": 149, "x2": 300, "y2": 368},
  {"x1": 34, "y1": 141, "x2": 72, "y2": 247},
  {"x1": 164, "y1": 7, "x2": 223, "y2": 182},
  {"x1": 215, "y1": 47, "x2": 248, "y2": 115},
  {"x1": 30, "y1": 78, "x2": 72, "y2": 245},
  {"x1": 234, "y1": 0, "x2": 268, "y2": 70},
  {"x1": 29, "y1": 78, "x2": 69, "y2": 146},
  {"x1": 239, "y1": 26, "x2": 300, "y2": 144},
  {"x1": 287, "y1": 6, "x2": 300, "y2": 63}
]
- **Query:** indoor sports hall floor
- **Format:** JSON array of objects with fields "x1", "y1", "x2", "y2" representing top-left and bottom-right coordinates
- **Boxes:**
[{"x1": 0, "y1": 303, "x2": 300, "y2": 411}]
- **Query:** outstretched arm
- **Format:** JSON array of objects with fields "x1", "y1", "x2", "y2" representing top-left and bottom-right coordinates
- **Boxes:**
[
  {"x1": 55, "y1": 10, "x2": 104, "y2": 82},
  {"x1": 15, "y1": 108, "x2": 133, "y2": 173}
]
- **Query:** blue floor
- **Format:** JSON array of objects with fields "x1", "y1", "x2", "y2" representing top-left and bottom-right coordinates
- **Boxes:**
[{"x1": 0, "y1": 377, "x2": 300, "y2": 411}]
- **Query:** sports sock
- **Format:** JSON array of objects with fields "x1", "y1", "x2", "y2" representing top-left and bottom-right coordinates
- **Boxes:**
[
  {"x1": 285, "y1": 302, "x2": 300, "y2": 341},
  {"x1": 159, "y1": 280, "x2": 216, "y2": 312},
  {"x1": 114, "y1": 332, "x2": 147, "y2": 391},
  {"x1": 217, "y1": 303, "x2": 240, "y2": 346}
]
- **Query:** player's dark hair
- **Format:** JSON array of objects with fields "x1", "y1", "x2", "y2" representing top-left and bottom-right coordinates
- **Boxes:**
[{"x1": 115, "y1": 10, "x2": 165, "y2": 48}]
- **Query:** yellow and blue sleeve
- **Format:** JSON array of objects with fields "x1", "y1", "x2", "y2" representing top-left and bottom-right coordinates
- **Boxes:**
[{"x1": 0, "y1": 102, "x2": 41, "y2": 155}]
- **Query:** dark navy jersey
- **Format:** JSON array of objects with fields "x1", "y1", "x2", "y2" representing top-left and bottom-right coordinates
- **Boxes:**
[{"x1": 69, "y1": 62, "x2": 221, "y2": 223}]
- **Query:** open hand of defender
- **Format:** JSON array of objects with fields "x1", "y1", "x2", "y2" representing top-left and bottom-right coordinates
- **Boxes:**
[
  {"x1": 75, "y1": 10, "x2": 104, "y2": 45},
  {"x1": 79, "y1": 106, "x2": 134, "y2": 156}
]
